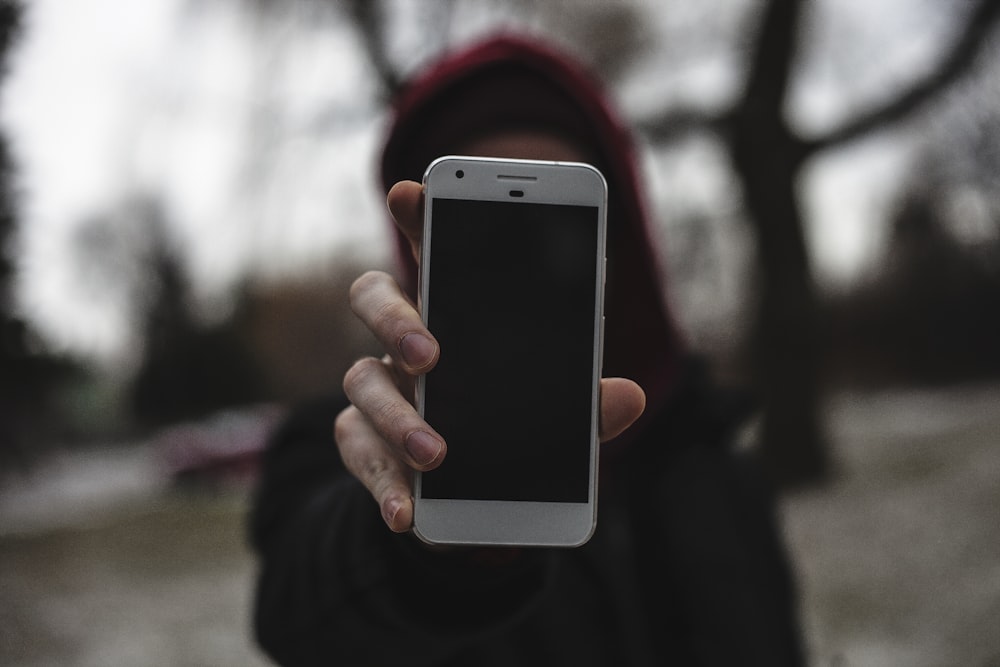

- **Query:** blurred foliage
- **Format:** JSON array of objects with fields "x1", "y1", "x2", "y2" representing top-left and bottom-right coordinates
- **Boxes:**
[
  {"x1": 3, "y1": 0, "x2": 1000, "y2": 479},
  {"x1": 826, "y1": 162, "x2": 1000, "y2": 387},
  {"x1": 128, "y1": 249, "x2": 381, "y2": 429},
  {"x1": 0, "y1": 0, "x2": 84, "y2": 467},
  {"x1": 128, "y1": 248, "x2": 268, "y2": 429}
]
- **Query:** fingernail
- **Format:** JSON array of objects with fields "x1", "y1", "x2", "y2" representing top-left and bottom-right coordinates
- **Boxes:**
[
  {"x1": 383, "y1": 497, "x2": 403, "y2": 528},
  {"x1": 405, "y1": 430, "x2": 443, "y2": 466},
  {"x1": 399, "y1": 332, "x2": 436, "y2": 369}
]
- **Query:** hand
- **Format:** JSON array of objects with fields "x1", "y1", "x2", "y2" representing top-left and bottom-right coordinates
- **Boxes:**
[{"x1": 335, "y1": 181, "x2": 646, "y2": 533}]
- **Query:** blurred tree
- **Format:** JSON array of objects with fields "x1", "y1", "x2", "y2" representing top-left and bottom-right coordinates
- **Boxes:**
[
  {"x1": 344, "y1": 0, "x2": 407, "y2": 97},
  {"x1": 128, "y1": 213, "x2": 270, "y2": 428},
  {"x1": 0, "y1": 0, "x2": 81, "y2": 466},
  {"x1": 826, "y1": 147, "x2": 1000, "y2": 386},
  {"x1": 698, "y1": 0, "x2": 1000, "y2": 486},
  {"x1": 0, "y1": 1, "x2": 23, "y2": 453}
]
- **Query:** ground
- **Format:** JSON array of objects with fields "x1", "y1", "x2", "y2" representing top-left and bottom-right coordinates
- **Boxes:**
[
  {"x1": 782, "y1": 384, "x2": 1000, "y2": 667},
  {"x1": 1, "y1": 383, "x2": 998, "y2": 666}
]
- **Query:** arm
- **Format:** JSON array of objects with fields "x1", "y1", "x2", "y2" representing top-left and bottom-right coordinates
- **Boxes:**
[
  {"x1": 250, "y1": 181, "x2": 645, "y2": 665},
  {"x1": 250, "y1": 396, "x2": 552, "y2": 665}
]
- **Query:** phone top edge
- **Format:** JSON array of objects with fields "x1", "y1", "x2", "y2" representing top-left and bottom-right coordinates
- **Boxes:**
[
  {"x1": 422, "y1": 155, "x2": 608, "y2": 206},
  {"x1": 423, "y1": 155, "x2": 607, "y2": 188}
]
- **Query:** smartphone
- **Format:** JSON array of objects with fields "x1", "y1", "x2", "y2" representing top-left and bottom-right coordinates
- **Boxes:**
[{"x1": 413, "y1": 155, "x2": 607, "y2": 547}]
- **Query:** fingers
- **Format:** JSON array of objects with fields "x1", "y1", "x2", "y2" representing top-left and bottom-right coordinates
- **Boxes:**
[
  {"x1": 354, "y1": 181, "x2": 435, "y2": 375},
  {"x1": 598, "y1": 378, "x2": 646, "y2": 442},
  {"x1": 342, "y1": 356, "x2": 446, "y2": 470},
  {"x1": 339, "y1": 355, "x2": 447, "y2": 533},
  {"x1": 349, "y1": 270, "x2": 439, "y2": 375},
  {"x1": 337, "y1": 368, "x2": 643, "y2": 534},
  {"x1": 334, "y1": 406, "x2": 413, "y2": 532},
  {"x1": 386, "y1": 180, "x2": 423, "y2": 261},
  {"x1": 344, "y1": 206, "x2": 440, "y2": 535}
]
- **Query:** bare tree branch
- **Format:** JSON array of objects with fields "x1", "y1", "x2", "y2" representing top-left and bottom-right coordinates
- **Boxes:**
[
  {"x1": 634, "y1": 107, "x2": 728, "y2": 144},
  {"x1": 343, "y1": 0, "x2": 401, "y2": 100},
  {"x1": 803, "y1": 0, "x2": 1000, "y2": 155},
  {"x1": 739, "y1": 0, "x2": 807, "y2": 120},
  {"x1": 635, "y1": 0, "x2": 810, "y2": 147}
]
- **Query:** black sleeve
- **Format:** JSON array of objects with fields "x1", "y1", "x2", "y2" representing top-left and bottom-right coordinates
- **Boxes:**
[
  {"x1": 248, "y1": 395, "x2": 551, "y2": 667},
  {"x1": 626, "y1": 358, "x2": 806, "y2": 667}
]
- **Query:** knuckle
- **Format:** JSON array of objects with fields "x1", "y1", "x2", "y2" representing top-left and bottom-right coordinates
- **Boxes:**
[
  {"x1": 341, "y1": 358, "x2": 416, "y2": 450},
  {"x1": 361, "y1": 455, "x2": 392, "y2": 488},
  {"x1": 370, "y1": 298, "x2": 412, "y2": 338},
  {"x1": 349, "y1": 270, "x2": 388, "y2": 310},
  {"x1": 370, "y1": 459, "x2": 408, "y2": 505},
  {"x1": 333, "y1": 406, "x2": 360, "y2": 445},
  {"x1": 368, "y1": 396, "x2": 414, "y2": 443},
  {"x1": 342, "y1": 356, "x2": 383, "y2": 395},
  {"x1": 349, "y1": 271, "x2": 417, "y2": 341}
]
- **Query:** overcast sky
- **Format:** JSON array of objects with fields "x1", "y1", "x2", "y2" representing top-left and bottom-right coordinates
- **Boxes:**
[{"x1": 0, "y1": 0, "x2": 980, "y2": 369}]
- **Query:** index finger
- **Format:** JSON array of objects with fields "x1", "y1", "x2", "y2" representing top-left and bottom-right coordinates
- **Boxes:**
[{"x1": 386, "y1": 180, "x2": 424, "y2": 261}]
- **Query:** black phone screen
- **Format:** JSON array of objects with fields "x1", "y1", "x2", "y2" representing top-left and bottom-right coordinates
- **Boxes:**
[{"x1": 421, "y1": 197, "x2": 600, "y2": 503}]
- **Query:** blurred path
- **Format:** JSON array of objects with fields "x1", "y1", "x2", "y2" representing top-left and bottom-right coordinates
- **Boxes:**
[
  {"x1": 0, "y1": 489, "x2": 270, "y2": 666},
  {"x1": 0, "y1": 412, "x2": 274, "y2": 667},
  {"x1": 1, "y1": 384, "x2": 998, "y2": 666},
  {"x1": 783, "y1": 383, "x2": 1000, "y2": 667}
]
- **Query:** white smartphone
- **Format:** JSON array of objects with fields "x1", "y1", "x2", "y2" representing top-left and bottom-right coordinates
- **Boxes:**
[{"x1": 413, "y1": 155, "x2": 607, "y2": 547}]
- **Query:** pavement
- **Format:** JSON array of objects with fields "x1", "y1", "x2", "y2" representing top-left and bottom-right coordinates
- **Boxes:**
[
  {"x1": 1, "y1": 383, "x2": 998, "y2": 666},
  {"x1": 781, "y1": 383, "x2": 1000, "y2": 667}
]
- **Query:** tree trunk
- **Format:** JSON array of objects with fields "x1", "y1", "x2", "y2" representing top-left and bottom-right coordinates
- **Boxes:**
[
  {"x1": 730, "y1": 120, "x2": 828, "y2": 486},
  {"x1": 729, "y1": 0, "x2": 828, "y2": 487}
]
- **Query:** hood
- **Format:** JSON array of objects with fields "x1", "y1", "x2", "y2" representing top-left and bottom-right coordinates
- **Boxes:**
[{"x1": 379, "y1": 34, "x2": 684, "y2": 437}]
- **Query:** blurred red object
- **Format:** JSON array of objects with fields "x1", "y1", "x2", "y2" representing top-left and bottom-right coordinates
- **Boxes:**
[{"x1": 156, "y1": 405, "x2": 286, "y2": 487}]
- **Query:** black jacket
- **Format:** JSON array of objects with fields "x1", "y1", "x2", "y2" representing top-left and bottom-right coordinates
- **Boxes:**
[{"x1": 249, "y1": 360, "x2": 805, "y2": 666}]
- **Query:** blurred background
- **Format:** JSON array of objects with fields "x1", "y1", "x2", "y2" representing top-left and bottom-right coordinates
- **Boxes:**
[{"x1": 1, "y1": 0, "x2": 998, "y2": 665}]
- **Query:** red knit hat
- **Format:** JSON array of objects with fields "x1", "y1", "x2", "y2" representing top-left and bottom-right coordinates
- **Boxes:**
[{"x1": 380, "y1": 34, "x2": 684, "y2": 438}]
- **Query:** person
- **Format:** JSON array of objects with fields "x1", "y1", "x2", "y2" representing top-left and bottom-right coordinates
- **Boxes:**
[{"x1": 250, "y1": 34, "x2": 805, "y2": 666}]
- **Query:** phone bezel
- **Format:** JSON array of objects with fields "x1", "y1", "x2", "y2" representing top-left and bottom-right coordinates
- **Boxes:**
[{"x1": 413, "y1": 155, "x2": 608, "y2": 547}]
